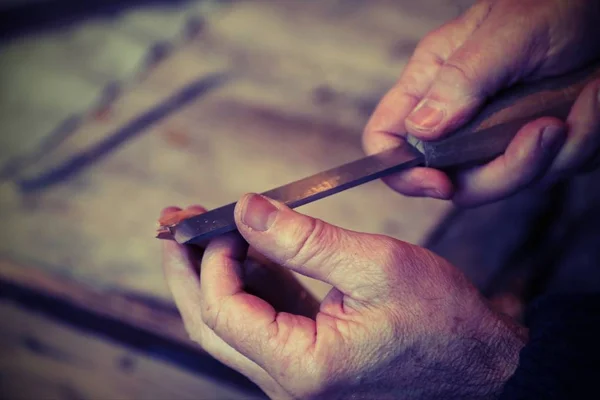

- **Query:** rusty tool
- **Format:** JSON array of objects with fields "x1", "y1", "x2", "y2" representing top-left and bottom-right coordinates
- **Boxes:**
[{"x1": 157, "y1": 62, "x2": 600, "y2": 245}]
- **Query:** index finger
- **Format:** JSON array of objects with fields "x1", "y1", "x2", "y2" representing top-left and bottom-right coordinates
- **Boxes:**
[
  {"x1": 362, "y1": 5, "x2": 494, "y2": 199},
  {"x1": 199, "y1": 232, "x2": 317, "y2": 371},
  {"x1": 160, "y1": 206, "x2": 207, "y2": 333},
  {"x1": 362, "y1": 49, "x2": 454, "y2": 199}
]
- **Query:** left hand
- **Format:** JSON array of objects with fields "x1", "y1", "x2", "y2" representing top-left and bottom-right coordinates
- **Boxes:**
[
  {"x1": 161, "y1": 195, "x2": 527, "y2": 399},
  {"x1": 363, "y1": 0, "x2": 600, "y2": 206}
]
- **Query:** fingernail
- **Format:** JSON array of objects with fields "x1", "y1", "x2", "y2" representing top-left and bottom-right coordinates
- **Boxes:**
[
  {"x1": 240, "y1": 194, "x2": 278, "y2": 232},
  {"x1": 407, "y1": 101, "x2": 445, "y2": 131},
  {"x1": 540, "y1": 125, "x2": 564, "y2": 152},
  {"x1": 425, "y1": 188, "x2": 447, "y2": 199}
]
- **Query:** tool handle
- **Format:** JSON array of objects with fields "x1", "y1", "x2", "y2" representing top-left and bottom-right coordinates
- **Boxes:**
[{"x1": 415, "y1": 62, "x2": 600, "y2": 168}]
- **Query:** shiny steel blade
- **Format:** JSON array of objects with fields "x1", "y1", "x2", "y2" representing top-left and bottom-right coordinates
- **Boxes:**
[{"x1": 170, "y1": 145, "x2": 424, "y2": 244}]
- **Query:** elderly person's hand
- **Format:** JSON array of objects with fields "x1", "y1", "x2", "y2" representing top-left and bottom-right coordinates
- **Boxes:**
[
  {"x1": 364, "y1": 0, "x2": 600, "y2": 206},
  {"x1": 161, "y1": 196, "x2": 527, "y2": 399}
]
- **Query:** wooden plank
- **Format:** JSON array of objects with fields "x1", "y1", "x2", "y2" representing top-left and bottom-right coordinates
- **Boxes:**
[
  {"x1": 0, "y1": 302, "x2": 262, "y2": 400},
  {"x1": 0, "y1": 258, "x2": 265, "y2": 398},
  {"x1": 0, "y1": 259, "x2": 189, "y2": 345}
]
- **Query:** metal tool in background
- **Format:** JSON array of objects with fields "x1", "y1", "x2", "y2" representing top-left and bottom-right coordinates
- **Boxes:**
[{"x1": 157, "y1": 62, "x2": 600, "y2": 245}]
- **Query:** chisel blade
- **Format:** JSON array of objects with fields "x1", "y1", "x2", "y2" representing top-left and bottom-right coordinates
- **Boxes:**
[{"x1": 158, "y1": 144, "x2": 424, "y2": 245}]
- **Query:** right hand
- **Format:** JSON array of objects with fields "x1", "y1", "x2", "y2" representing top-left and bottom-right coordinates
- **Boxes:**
[
  {"x1": 363, "y1": 0, "x2": 600, "y2": 206},
  {"x1": 161, "y1": 195, "x2": 527, "y2": 399}
]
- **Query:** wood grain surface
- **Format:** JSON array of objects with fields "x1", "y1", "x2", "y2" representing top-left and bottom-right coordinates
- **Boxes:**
[
  {"x1": 0, "y1": 258, "x2": 266, "y2": 398},
  {"x1": 0, "y1": 0, "x2": 476, "y2": 301},
  {"x1": 0, "y1": 303, "x2": 263, "y2": 400}
]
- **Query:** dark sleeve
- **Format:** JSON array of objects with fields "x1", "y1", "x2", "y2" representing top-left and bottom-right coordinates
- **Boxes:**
[{"x1": 499, "y1": 294, "x2": 600, "y2": 400}]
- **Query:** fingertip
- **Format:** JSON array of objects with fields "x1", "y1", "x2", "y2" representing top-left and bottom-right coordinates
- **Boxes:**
[
  {"x1": 548, "y1": 78, "x2": 600, "y2": 174},
  {"x1": 234, "y1": 193, "x2": 254, "y2": 231},
  {"x1": 234, "y1": 193, "x2": 254, "y2": 215},
  {"x1": 160, "y1": 206, "x2": 182, "y2": 218},
  {"x1": 362, "y1": 128, "x2": 405, "y2": 156},
  {"x1": 452, "y1": 118, "x2": 567, "y2": 206},
  {"x1": 568, "y1": 78, "x2": 600, "y2": 129},
  {"x1": 539, "y1": 124, "x2": 567, "y2": 154},
  {"x1": 512, "y1": 117, "x2": 566, "y2": 161},
  {"x1": 233, "y1": 194, "x2": 252, "y2": 234},
  {"x1": 381, "y1": 167, "x2": 453, "y2": 199}
]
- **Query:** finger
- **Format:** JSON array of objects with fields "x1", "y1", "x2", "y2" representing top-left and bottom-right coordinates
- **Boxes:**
[
  {"x1": 233, "y1": 193, "x2": 405, "y2": 299},
  {"x1": 244, "y1": 251, "x2": 320, "y2": 318},
  {"x1": 160, "y1": 207, "x2": 283, "y2": 393},
  {"x1": 363, "y1": 3, "x2": 493, "y2": 198},
  {"x1": 548, "y1": 79, "x2": 600, "y2": 176},
  {"x1": 405, "y1": 5, "x2": 544, "y2": 140},
  {"x1": 453, "y1": 119, "x2": 567, "y2": 206},
  {"x1": 363, "y1": 130, "x2": 452, "y2": 198},
  {"x1": 199, "y1": 231, "x2": 318, "y2": 371},
  {"x1": 161, "y1": 207, "x2": 205, "y2": 333},
  {"x1": 379, "y1": 165, "x2": 453, "y2": 199},
  {"x1": 364, "y1": 1, "x2": 494, "y2": 143}
]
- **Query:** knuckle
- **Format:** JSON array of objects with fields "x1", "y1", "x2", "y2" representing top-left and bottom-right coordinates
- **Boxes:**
[
  {"x1": 375, "y1": 236, "x2": 436, "y2": 283},
  {"x1": 358, "y1": 236, "x2": 413, "y2": 291},
  {"x1": 416, "y1": 31, "x2": 443, "y2": 54},
  {"x1": 200, "y1": 301, "x2": 220, "y2": 332},
  {"x1": 187, "y1": 329, "x2": 203, "y2": 346},
  {"x1": 414, "y1": 36, "x2": 449, "y2": 66},
  {"x1": 184, "y1": 318, "x2": 206, "y2": 345},
  {"x1": 378, "y1": 237, "x2": 412, "y2": 276},
  {"x1": 393, "y1": 58, "x2": 437, "y2": 101},
  {"x1": 438, "y1": 60, "x2": 481, "y2": 95},
  {"x1": 282, "y1": 217, "x2": 335, "y2": 267},
  {"x1": 396, "y1": 78, "x2": 425, "y2": 103},
  {"x1": 469, "y1": 0, "x2": 494, "y2": 23}
]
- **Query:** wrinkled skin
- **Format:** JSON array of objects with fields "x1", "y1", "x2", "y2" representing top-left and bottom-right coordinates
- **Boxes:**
[
  {"x1": 161, "y1": 0, "x2": 600, "y2": 399},
  {"x1": 162, "y1": 198, "x2": 526, "y2": 399},
  {"x1": 363, "y1": 0, "x2": 600, "y2": 206}
]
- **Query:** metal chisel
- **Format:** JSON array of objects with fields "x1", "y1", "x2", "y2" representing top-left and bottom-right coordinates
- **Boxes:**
[{"x1": 157, "y1": 63, "x2": 600, "y2": 245}]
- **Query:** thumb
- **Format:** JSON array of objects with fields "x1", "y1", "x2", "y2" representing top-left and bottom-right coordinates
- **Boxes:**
[
  {"x1": 234, "y1": 193, "x2": 401, "y2": 300},
  {"x1": 405, "y1": 11, "x2": 542, "y2": 139}
]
